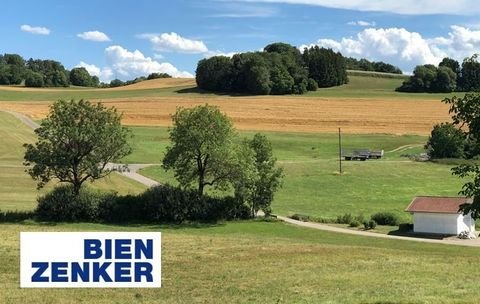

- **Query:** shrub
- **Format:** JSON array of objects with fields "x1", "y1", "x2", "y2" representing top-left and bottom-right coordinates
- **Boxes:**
[
  {"x1": 349, "y1": 220, "x2": 361, "y2": 227},
  {"x1": 0, "y1": 210, "x2": 34, "y2": 222},
  {"x1": 371, "y1": 212, "x2": 400, "y2": 226},
  {"x1": 36, "y1": 185, "x2": 115, "y2": 222},
  {"x1": 336, "y1": 213, "x2": 353, "y2": 224},
  {"x1": 307, "y1": 78, "x2": 318, "y2": 91},
  {"x1": 99, "y1": 184, "x2": 251, "y2": 224},
  {"x1": 290, "y1": 214, "x2": 310, "y2": 222},
  {"x1": 364, "y1": 220, "x2": 377, "y2": 230}
]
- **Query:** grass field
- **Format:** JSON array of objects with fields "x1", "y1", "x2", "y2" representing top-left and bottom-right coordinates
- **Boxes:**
[
  {"x1": 1, "y1": 75, "x2": 477, "y2": 303},
  {"x1": 2, "y1": 220, "x2": 480, "y2": 304},
  {"x1": 0, "y1": 112, "x2": 146, "y2": 211},
  {"x1": 123, "y1": 126, "x2": 465, "y2": 222}
]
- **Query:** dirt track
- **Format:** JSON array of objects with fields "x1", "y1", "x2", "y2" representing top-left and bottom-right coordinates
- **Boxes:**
[{"x1": 0, "y1": 96, "x2": 450, "y2": 135}]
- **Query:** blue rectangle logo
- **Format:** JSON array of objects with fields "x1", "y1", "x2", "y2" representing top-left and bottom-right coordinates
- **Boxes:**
[{"x1": 20, "y1": 232, "x2": 161, "y2": 288}]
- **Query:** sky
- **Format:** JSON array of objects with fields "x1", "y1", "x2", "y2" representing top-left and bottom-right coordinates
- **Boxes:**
[{"x1": 2, "y1": 0, "x2": 480, "y2": 81}]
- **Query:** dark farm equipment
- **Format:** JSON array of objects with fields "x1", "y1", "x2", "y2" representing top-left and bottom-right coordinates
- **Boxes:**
[{"x1": 342, "y1": 149, "x2": 384, "y2": 161}]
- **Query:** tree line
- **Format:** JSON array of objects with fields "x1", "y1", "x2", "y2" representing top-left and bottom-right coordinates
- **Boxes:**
[
  {"x1": 0, "y1": 53, "x2": 171, "y2": 88},
  {"x1": 345, "y1": 57, "x2": 402, "y2": 74},
  {"x1": 396, "y1": 55, "x2": 480, "y2": 93},
  {"x1": 196, "y1": 42, "x2": 348, "y2": 95}
]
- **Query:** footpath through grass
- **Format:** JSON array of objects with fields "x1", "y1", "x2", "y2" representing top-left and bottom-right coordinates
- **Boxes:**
[{"x1": 2, "y1": 220, "x2": 480, "y2": 304}]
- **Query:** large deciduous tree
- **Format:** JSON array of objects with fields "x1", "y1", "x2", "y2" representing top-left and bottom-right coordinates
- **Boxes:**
[
  {"x1": 444, "y1": 93, "x2": 480, "y2": 217},
  {"x1": 162, "y1": 105, "x2": 239, "y2": 196},
  {"x1": 235, "y1": 133, "x2": 283, "y2": 216},
  {"x1": 24, "y1": 99, "x2": 131, "y2": 195}
]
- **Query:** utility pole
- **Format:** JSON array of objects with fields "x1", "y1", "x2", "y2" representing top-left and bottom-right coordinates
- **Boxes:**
[{"x1": 338, "y1": 127, "x2": 342, "y2": 175}]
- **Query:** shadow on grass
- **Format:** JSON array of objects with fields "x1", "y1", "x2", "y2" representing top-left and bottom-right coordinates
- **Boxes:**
[
  {"x1": 387, "y1": 229, "x2": 448, "y2": 240},
  {"x1": 174, "y1": 87, "x2": 258, "y2": 97}
]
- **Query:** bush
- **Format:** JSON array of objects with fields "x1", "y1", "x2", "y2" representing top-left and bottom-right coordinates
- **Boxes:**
[
  {"x1": 336, "y1": 213, "x2": 353, "y2": 224},
  {"x1": 36, "y1": 185, "x2": 115, "y2": 222},
  {"x1": 99, "y1": 185, "x2": 250, "y2": 223},
  {"x1": 349, "y1": 220, "x2": 361, "y2": 227},
  {"x1": 371, "y1": 212, "x2": 400, "y2": 226},
  {"x1": 0, "y1": 210, "x2": 34, "y2": 222},
  {"x1": 307, "y1": 78, "x2": 318, "y2": 91},
  {"x1": 290, "y1": 214, "x2": 310, "y2": 222},
  {"x1": 364, "y1": 220, "x2": 377, "y2": 230},
  {"x1": 36, "y1": 184, "x2": 251, "y2": 224}
]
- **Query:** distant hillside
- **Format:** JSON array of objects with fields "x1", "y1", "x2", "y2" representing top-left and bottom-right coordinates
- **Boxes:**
[
  {"x1": 347, "y1": 70, "x2": 409, "y2": 80},
  {"x1": 107, "y1": 78, "x2": 195, "y2": 90}
]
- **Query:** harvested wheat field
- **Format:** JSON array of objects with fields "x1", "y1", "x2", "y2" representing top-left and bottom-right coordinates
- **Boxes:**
[
  {"x1": 0, "y1": 78, "x2": 196, "y2": 92},
  {"x1": 0, "y1": 96, "x2": 451, "y2": 135}
]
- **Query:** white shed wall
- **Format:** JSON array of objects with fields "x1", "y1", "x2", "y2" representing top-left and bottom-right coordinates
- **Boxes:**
[{"x1": 413, "y1": 213, "x2": 463, "y2": 234}]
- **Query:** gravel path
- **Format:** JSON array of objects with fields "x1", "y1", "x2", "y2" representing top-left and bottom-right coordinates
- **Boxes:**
[
  {"x1": 3, "y1": 110, "x2": 40, "y2": 129},
  {"x1": 277, "y1": 216, "x2": 480, "y2": 247}
]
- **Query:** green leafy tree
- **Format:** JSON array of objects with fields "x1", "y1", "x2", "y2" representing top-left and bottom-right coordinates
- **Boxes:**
[
  {"x1": 425, "y1": 123, "x2": 465, "y2": 159},
  {"x1": 303, "y1": 46, "x2": 348, "y2": 88},
  {"x1": 460, "y1": 54, "x2": 480, "y2": 92},
  {"x1": 444, "y1": 93, "x2": 480, "y2": 217},
  {"x1": 235, "y1": 133, "x2": 283, "y2": 216},
  {"x1": 25, "y1": 71, "x2": 44, "y2": 87},
  {"x1": 196, "y1": 56, "x2": 233, "y2": 92},
  {"x1": 163, "y1": 105, "x2": 240, "y2": 196},
  {"x1": 24, "y1": 99, "x2": 131, "y2": 195},
  {"x1": 69, "y1": 67, "x2": 93, "y2": 87},
  {"x1": 434, "y1": 66, "x2": 457, "y2": 93}
]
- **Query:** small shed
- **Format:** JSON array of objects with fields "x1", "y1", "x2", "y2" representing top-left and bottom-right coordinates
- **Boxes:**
[{"x1": 405, "y1": 196, "x2": 475, "y2": 235}]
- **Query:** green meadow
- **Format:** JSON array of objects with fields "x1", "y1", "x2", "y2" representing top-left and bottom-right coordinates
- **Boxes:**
[
  {"x1": 0, "y1": 76, "x2": 463, "y2": 101},
  {"x1": 0, "y1": 74, "x2": 475, "y2": 303},
  {"x1": 2, "y1": 221, "x2": 480, "y2": 304}
]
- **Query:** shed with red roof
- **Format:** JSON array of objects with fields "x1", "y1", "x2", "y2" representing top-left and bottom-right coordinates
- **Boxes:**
[{"x1": 405, "y1": 196, "x2": 475, "y2": 235}]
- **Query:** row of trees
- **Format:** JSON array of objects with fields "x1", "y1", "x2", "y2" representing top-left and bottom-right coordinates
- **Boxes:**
[
  {"x1": 345, "y1": 57, "x2": 402, "y2": 74},
  {"x1": 196, "y1": 43, "x2": 348, "y2": 95},
  {"x1": 0, "y1": 54, "x2": 73, "y2": 87},
  {"x1": 24, "y1": 101, "x2": 283, "y2": 219},
  {"x1": 0, "y1": 53, "x2": 172, "y2": 88},
  {"x1": 397, "y1": 55, "x2": 480, "y2": 93}
]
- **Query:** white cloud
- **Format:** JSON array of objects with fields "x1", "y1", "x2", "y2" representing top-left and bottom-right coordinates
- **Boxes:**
[
  {"x1": 105, "y1": 45, "x2": 194, "y2": 79},
  {"x1": 76, "y1": 61, "x2": 113, "y2": 83},
  {"x1": 77, "y1": 31, "x2": 111, "y2": 42},
  {"x1": 300, "y1": 25, "x2": 480, "y2": 72},
  {"x1": 20, "y1": 24, "x2": 50, "y2": 35},
  {"x1": 232, "y1": 0, "x2": 480, "y2": 15},
  {"x1": 348, "y1": 20, "x2": 376, "y2": 27},
  {"x1": 139, "y1": 32, "x2": 208, "y2": 53}
]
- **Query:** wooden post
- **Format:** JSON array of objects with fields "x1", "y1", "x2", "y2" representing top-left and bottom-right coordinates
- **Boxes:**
[{"x1": 339, "y1": 127, "x2": 342, "y2": 175}]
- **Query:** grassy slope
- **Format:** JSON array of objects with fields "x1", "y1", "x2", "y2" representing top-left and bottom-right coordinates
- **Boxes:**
[
  {"x1": 2, "y1": 221, "x2": 480, "y2": 304},
  {"x1": 0, "y1": 112, "x2": 146, "y2": 211},
  {"x1": 0, "y1": 76, "x2": 463, "y2": 101},
  {"x1": 128, "y1": 126, "x2": 464, "y2": 222}
]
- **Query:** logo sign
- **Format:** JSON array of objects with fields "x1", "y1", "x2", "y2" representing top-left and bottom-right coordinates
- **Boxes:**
[{"x1": 20, "y1": 232, "x2": 161, "y2": 288}]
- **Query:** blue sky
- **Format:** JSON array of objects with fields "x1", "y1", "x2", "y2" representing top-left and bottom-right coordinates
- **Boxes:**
[{"x1": 2, "y1": 0, "x2": 480, "y2": 81}]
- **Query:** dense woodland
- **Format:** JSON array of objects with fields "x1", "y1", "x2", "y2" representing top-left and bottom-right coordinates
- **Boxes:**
[
  {"x1": 0, "y1": 53, "x2": 171, "y2": 88},
  {"x1": 397, "y1": 55, "x2": 480, "y2": 93},
  {"x1": 196, "y1": 43, "x2": 348, "y2": 95},
  {"x1": 345, "y1": 57, "x2": 402, "y2": 74}
]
